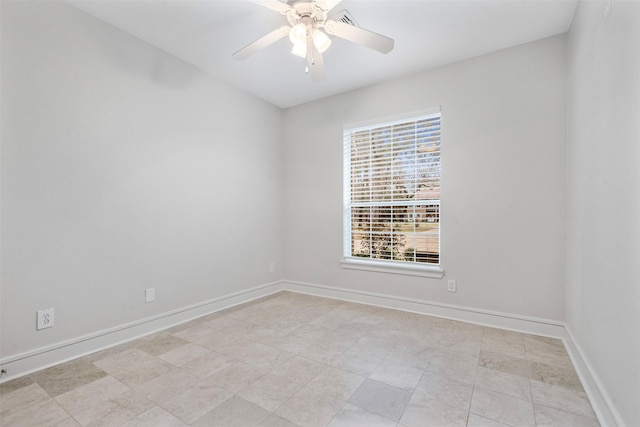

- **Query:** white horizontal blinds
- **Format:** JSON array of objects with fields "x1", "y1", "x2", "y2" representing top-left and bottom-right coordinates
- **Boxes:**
[{"x1": 347, "y1": 113, "x2": 441, "y2": 264}]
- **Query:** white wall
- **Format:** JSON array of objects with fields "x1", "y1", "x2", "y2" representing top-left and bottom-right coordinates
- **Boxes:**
[
  {"x1": 283, "y1": 35, "x2": 567, "y2": 321},
  {"x1": 0, "y1": 1, "x2": 283, "y2": 359},
  {"x1": 566, "y1": 1, "x2": 640, "y2": 425}
]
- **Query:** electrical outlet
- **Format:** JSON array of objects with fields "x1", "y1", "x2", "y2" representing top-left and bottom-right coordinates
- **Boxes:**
[
  {"x1": 145, "y1": 288, "x2": 155, "y2": 303},
  {"x1": 37, "y1": 308, "x2": 54, "y2": 330},
  {"x1": 269, "y1": 262, "x2": 275, "y2": 273},
  {"x1": 447, "y1": 279, "x2": 457, "y2": 293}
]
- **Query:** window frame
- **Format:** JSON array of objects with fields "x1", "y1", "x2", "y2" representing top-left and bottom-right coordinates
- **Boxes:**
[{"x1": 341, "y1": 108, "x2": 444, "y2": 278}]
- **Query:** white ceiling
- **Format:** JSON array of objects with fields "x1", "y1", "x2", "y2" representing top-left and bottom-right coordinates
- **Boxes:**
[{"x1": 69, "y1": 0, "x2": 578, "y2": 108}]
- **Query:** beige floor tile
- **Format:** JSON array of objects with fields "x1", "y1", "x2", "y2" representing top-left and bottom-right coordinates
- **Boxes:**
[
  {"x1": 219, "y1": 322, "x2": 256, "y2": 339},
  {"x1": 478, "y1": 349, "x2": 529, "y2": 379},
  {"x1": 399, "y1": 399, "x2": 467, "y2": 427},
  {"x1": 55, "y1": 418, "x2": 82, "y2": 427},
  {"x1": 93, "y1": 349, "x2": 173, "y2": 388},
  {"x1": 136, "y1": 369, "x2": 200, "y2": 403},
  {"x1": 412, "y1": 371, "x2": 473, "y2": 410},
  {"x1": 433, "y1": 329, "x2": 483, "y2": 357},
  {"x1": 157, "y1": 343, "x2": 210, "y2": 367},
  {"x1": 271, "y1": 356, "x2": 327, "y2": 385},
  {"x1": 83, "y1": 341, "x2": 140, "y2": 363},
  {"x1": 244, "y1": 324, "x2": 290, "y2": 344},
  {"x1": 447, "y1": 319, "x2": 484, "y2": 335},
  {"x1": 55, "y1": 376, "x2": 130, "y2": 415},
  {"x1": 201, "y1": 315, "x2": 241, "y2": 331},
  {"x1": 237, "y1": 373, "x2": 304, "y2": 411},
  {"x1": 327, "y1": 403, "x2": 396, "y2": 427},
  {"x1": 384, "y1": 345, "x2": 432, "y2": 371},
  {"x1": 299, "y1": 341, "x2": 348, "y2": 365},
  {"x1": 257, "y1": 414, "x2": 301, "y2": 427},
  {"x1": 329, "y1": 328, "x2": 367, "y2": 346},
  {"x1": 73, "y1": 390, "x2": 155, "y2": 427},
  {"x1": 329, "y1": 347, "x2": 383, "y2": 376},
  {"x1": 349, "y1": 337, "x2": 394, "y2": 360},
  {"x1": 348, "y1": 379, "x2": 411, "y2": 422},
  {"x1": 524, "y1": 335, "x2": 563, "y2": 348},
  {"x1": 481, "y1": 335, "x2": 526, "y2": 359},
  {"x1": 160, "y1": 378, "x2": 232, "y2": 424},
  {"x1": 527, "y1": 360, "x2": 583, "y2": 391},
  {"x1": 191, "y1": 396, "x2": 270, "y2": 427},
  {"x1": 530, "y1": 380, "x2": 596, "y2": 419},
  {"x1": 525, "y1": 342, "x2": 573, "y2": 368},
  {"x1": 263, "y1": 316, "x2": 308, "y2": 334},
  {"x1": 171, "y1": 323, "x2": 217, "y2": 343},
  {"x1": 0, "y1": 376, "x2": 35, "y2": 396},
  {"x1": 1, "y1": 398, "x2": 70, "y2": 427},
  {"x1": 276, "y1": 387, "x2": 344, "y2": 427},
  {"x1": 0, "y1": 383, "x2": 51, "y2": 419},
  {"x1": 207, "y1": 361, "x2": 267, "y2": 393},
  {"x1": 180, "y1": 350, "x2": 234, "y2": 379},
  {"x1": 474, "y1": 366, "x2": 532, "y2": 401},
  {"x1": 523, "y1": 336, "x2": 571, "y2": 367},
  {"x1": 134, "y1": 333, "x2": 188, "y2": 357},
  {"x1": 240, "y1": 345, "x2": 294, "y2": 371},
  {"x1": 310, "y1": 313, "x2": 354, "y2": 330},
  {"x1": 307, "y1": 366, "x2": 366, "y2": 401},
  {"x1": 30, "y1": 358, "x2": 108, "y2": 397},
  {"x1": 369, "y1": 359, "x2": 423, "y2": 392},
  {"x1": 191, "y1": 330, "x2": 237, "y2": 351},
  {"x1": 121, "y1": 406, "x2": 187, "y2": 426},
  {"x1": 466, "y1": 413, "x2": 511, "y2": 427},
  {"x1": 470, "y1": 388, "x2": 535, "y2": 426},
  {"x1": 421, "y1": 347, "x2": 479, "y2": 384},
  {"x1": 291, "y1": 323, "x2": 332, "y2": 340},
  {"x1": 214, "y1": 338, "x2": 270, "y2": 360},
  {"x1": 268, "y1": 332, "x2": 317, "y2": 354},
  {"x1": 534, "y1": 403, "x2": 600, "y2": 426},
  {"x1": 482, "y1": 327, "x2": 525, "y2": 343}
]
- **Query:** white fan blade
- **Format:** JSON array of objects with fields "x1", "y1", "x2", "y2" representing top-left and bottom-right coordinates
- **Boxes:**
[
  {"x1": 253, "y1": 0, "x2": 295, "y2": 15},
  {"x1": 324, "y1": 19, "x2": 394, "y2": 54},
  {"x1": 306, "y1": 37, "x2": 325, "y2": 82},
  {"x1": 232, "y1": 26, "x2": 290, "y2": 60},
  {"x1": 316, "y1": 0, "x2": 342, "y2": 12}
]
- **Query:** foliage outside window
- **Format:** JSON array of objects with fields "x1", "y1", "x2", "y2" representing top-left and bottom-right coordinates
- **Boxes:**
[{"x1": 343, "y1": 110, "x2": 441, "y2": 267}]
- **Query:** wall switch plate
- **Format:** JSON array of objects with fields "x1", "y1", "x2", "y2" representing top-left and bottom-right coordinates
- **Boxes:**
[
  {"x1": 269, "y1": 262, "x2": 275, "y2": 273},
  {"x1": 447, "y1": 279, "x2": 457, "y2": 293},
  {"x1": 145, "y1": 288, "x2": 155, "y2": 303},
  {"x1": 37, "y1": 308, "x2": 54, "y2": 330}
]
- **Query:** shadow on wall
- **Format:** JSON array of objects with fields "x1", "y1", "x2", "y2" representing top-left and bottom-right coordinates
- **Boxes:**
[{"x1": 85, "y1": 12, "x2": 202, "y2": 90}]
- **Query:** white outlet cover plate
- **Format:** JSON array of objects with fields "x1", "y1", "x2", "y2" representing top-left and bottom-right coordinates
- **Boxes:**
[
  {"x1": 145, "y1": 288, "x2": 155, "y2": 303},
  {"x1": 37, "y1": 308, "x2": 54, "y2": 330}
]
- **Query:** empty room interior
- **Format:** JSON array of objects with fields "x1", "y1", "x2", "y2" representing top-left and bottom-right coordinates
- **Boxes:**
[{"x1": 1, "y1": 0, "x2": 638, "y2": 426}]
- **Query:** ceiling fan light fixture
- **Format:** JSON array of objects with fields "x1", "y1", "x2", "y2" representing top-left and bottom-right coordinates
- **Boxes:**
[
  {"x1": 289, "y1": 22, "x2": 307, "y2": 44},
  {"x1": 291, "y1": 41, "x2": 307, "y2": 58},
  {"x1": 313, "y1": 29, "x2": 331, "y2": 53}
]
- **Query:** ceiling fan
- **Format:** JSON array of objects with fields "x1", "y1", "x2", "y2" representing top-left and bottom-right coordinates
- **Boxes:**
[{"x1": 232, "y1": 0, "x2": 394, "y2": 82}]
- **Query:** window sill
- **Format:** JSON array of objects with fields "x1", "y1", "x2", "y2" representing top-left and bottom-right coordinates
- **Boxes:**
[{"x1": 340, "y1": 258, "x2": 444, "y2": 278}]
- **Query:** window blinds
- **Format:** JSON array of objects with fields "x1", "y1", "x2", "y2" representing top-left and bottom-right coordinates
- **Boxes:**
[{"x1": 344, "y1": 112, "x2": 441, "y2": 264}]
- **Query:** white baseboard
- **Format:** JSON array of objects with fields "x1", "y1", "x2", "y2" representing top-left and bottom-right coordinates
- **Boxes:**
[
  {"x1": 0, "y1": 281, "x2": 284, "y2": 383},
  {"x1": 281, "y1": 280, "x2": 566, "y2": 338},
  {"x1": 564, "y1": 326, "x2": 625, "y2": 427}
]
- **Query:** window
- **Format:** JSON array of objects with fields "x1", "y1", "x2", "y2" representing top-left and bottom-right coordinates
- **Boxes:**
[{"x1": 342, "y1": 109, "x2": 442, "y2": 277}]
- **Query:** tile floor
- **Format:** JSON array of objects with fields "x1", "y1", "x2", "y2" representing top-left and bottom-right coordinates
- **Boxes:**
[{"x1": 0, "y1": 292, "x2": 600, "y2": 426}]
